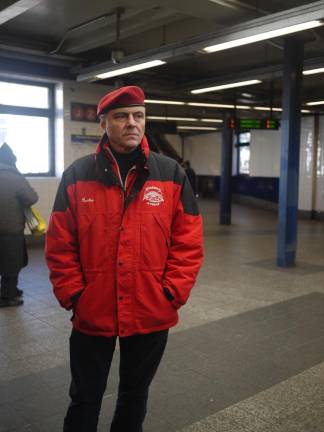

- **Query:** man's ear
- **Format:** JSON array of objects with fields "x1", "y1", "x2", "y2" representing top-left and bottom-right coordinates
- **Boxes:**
[{"x1": 99, "y1": 118, "x2": 106, "y2": 131}]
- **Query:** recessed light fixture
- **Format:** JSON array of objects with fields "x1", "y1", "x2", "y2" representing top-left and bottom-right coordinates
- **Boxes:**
[
  {"x1": 303, "y1": 67, "x2": 324, "y2": 76},
  {"x1": 306, "y1": 100, "x2": 324, "y2": 106},
  {"x1": 144, "y1": 99, "x2": 186, "y2": 105},
  {"x1": 203, "y1": 20, "x2": 323, "y2": 53},
  {"x1": 191, "y1": 79, "x2": 262, "y2": 94},
  {"x1": 95, "y1": 60, "x2": 166, "y2": 79}
]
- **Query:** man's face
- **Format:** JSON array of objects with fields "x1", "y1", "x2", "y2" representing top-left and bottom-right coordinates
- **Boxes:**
[{"x1": 100, "y1": 106, "x2": 145, "y2": 153}]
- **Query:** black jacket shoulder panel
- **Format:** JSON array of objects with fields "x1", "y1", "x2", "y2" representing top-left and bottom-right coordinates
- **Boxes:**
[
  {"x1": 147, "y1": 152, "x2": 180, "y2": 183},
  {"x1": 64, "y1": 154, "x2": 97, "y2": 187},
  {"x1": 53, "y1": 155, "x2": 97, "y2": 213},
  {"x1": 148, "y1": 152, "x2": 199, "y2": 216}
]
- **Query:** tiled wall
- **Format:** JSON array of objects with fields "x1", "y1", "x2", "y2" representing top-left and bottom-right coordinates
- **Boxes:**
[
  {"x1": 63, "y1": 81, "x2": 112, "y2": 168},
  {"x1": 298, "y1": 116, "x2": 315, "y2": 212},
  {"x1": 315, "y1": 116, "x2": 324, "y2": 212},
  {"x1": 250, "y1": 129, "x2": 280, "y2": 177},
  {"x1": 27, "y1": 80, "x2": 112, "y2": 224},
  {"x1": 164, "y1": 134, "x2": 182, "y2": 158},
  {"x1": 183, "y1": 132, "x2": 222, "y2": 175},
  {"x1": 181, "y1": 116, "x2": 324, "y2": 213}
]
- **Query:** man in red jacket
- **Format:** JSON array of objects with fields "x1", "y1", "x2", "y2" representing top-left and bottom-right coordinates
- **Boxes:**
[{"x1": 46, "y1": 85, "x2": 203, "y2": 432}]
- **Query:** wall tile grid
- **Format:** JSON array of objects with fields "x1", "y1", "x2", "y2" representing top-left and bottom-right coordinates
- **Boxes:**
[
  {"x1": 63, "y1": 81, "x2": 112, "y2": 168},
  {"x1": 298, "y1": 116, "x2": 315, "y2": 212},
  {"x1": 315, "y1": 115, "x2": 324, "y2": 212},
  {"x1": 250, "y1": 129, "x2": 280, "y2": 178},
  {"x1": 180, "y1": 117, "x2": 323, "y2": 212}
]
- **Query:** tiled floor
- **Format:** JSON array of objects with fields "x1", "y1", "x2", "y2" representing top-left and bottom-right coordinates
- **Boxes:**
[{"x1": 1, "y1": 199, "x2": 324, "y2": 431}]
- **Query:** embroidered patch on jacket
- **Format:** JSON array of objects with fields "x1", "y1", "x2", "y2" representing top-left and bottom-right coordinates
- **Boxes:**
[{"x1": 143, "y1": 186, "x2": 164, "y2": 206}]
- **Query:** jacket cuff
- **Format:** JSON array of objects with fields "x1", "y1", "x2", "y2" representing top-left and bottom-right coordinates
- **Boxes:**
[
  {"x1": 59, "y1": 288, "x2": 84, "y2": 310},
  {"x1": 163, "y1": 287, "x2": 183, "y2": 310}
]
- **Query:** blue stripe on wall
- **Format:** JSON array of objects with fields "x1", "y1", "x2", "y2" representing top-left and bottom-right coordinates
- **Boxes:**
[
  {"x1": 232, "y1": 176, "x2": 279, "y2": 203},
  {"x1": 197, "y1": 175, "x2": 279, "y2": 202}
]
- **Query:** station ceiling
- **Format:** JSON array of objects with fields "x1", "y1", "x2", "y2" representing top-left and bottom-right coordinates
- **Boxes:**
[{"x1": 1, "y1": 0, "x2": 324, "y2": 124}]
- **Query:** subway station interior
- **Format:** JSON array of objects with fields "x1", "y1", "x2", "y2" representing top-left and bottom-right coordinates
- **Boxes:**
[{"x1": 1, "y1": 0, "x2": 324, "y2": 431}]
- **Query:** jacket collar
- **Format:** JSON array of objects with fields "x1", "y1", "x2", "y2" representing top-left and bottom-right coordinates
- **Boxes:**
[{"x1": 95, "y1": 133, "x2": 149, "y2": 187}]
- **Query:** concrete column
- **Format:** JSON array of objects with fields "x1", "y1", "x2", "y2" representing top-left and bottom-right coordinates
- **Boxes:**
[{"x1": 277, "y1": 38, "x2": 304, "y2": 267}]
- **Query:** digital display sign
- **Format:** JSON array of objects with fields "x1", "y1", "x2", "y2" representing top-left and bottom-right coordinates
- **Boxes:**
[{"x1": 228, "y1": 118, "x2": 280, "y2": 130}]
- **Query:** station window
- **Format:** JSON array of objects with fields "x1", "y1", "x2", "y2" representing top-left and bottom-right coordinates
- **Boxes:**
[
  {"x1": 0, "y1": 80, "x2": 54, "y2": 176},
  {"x1": 236, "y1": 132, "x2": 251, "y2": 175}
]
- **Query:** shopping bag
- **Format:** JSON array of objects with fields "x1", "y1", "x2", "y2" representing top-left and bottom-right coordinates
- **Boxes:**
[{"x1": 24, "y1": 207, "x2": 47, "y2": 236}]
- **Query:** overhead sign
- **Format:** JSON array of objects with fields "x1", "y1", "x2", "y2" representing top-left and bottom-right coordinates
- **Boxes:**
[{"x1": 228, "y1": 118, "x2": 280, "y2": 130}]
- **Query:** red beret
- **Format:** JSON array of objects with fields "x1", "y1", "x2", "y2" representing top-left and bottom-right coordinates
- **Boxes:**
[{"x1": 97, "y1": 86, "x2": 145, "y2": 117}]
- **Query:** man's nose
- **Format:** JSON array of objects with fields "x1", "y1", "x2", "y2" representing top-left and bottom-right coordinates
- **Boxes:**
[{"x1": 127, "y1": 114, "x2": 136, "y2": 126}]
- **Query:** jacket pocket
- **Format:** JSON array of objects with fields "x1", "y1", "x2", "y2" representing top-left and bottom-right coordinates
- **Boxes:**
[{"x1": 140, "y1": 213, "x2": 170, "y2": 270}]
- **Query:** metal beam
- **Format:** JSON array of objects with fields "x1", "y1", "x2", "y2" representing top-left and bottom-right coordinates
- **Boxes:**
[
  {"x1": 176, "y1": 56, "x2": 324, "y2": 93},
  {"x1": 76, "y1": 0, "x2": 324, "y2": 81},
  {"x1": 63, "y1": 7, "x2": 182, "y2": 55},
  {"x1": 0, "y1": 0, "x2": 41, "y2": 25}
]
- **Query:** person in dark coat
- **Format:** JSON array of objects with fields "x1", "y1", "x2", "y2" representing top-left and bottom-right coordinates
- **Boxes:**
[{"x1": 0, "y1": 143, "x2": 38, "y2": 307}]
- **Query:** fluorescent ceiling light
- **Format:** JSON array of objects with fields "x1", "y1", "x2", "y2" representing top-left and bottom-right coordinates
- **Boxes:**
[
  {"x1": 191, "y1": 79, "x2": 262, "y2": 94},
  {"x1": 147, "y1": 116, "x2": 198, "y2": 122},
  {"x1": 145, "y1": 99, "x2": 185, "y2": 105},
  {"x1": 0, "y1": 0, "x2": 42, "y2": 26},
  {"x1": 203, "y1": 20, "x2": 323, "y2": 53},
  {"x1": 201, "y1": 118, "x2": 223, "y2": 123},
  {"x1": 147, "y1": 116, "x2": 223, "y2": 123},
  {"x1": 188, "y1": 102, "x2": 234, "y2": 108},
  {"x1": 254, "y1": 106, "x2": 282, "y2": 112},
  {"x1": 145, "y1": 100, "x2": 251, "y2": 109},
  {"x1": 254, "y1": 106, "x2": 310, "y2": 113},
  {"x1": 177, "y1": 126, "x2": 218, "y2": 131},
  {"x1": 95, "y1": 60, "x2": 166, "y2": 79},
  {"x1": 187, "y1": 102, "x2": 250, "y2": 109},
  {"x1": 303, "y1": 67, "x2": 324, "y2": 76},
  {"x1": 306, "y1": 100, "x2": 324, "y2": 106}
]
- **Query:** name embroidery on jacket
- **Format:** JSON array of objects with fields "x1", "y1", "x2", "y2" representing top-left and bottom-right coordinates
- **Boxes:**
[
  {"x1": 143, "y1": 186, "x2": 164, "y2": 207},
  {"x1": 81, "y1": 198, "x2": 95, "y2": 203}
]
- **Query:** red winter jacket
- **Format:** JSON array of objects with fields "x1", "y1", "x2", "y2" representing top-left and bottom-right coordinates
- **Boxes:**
[{"x1": 45, "y1": 135, "x2": 203, "y2": 337}]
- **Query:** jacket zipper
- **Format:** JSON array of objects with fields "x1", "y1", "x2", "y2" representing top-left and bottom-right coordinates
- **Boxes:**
[
  {"x1": 105, "y1": 149, "x2": 136, "y2": 336},
  {"x1": 106, "y1": 148, "x2": 135, "y2": 211}
]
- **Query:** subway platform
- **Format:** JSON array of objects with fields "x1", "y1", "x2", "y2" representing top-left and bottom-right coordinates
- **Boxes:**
[{"x1": 1, "y1": 199, "x2": 324, "y2": 432}]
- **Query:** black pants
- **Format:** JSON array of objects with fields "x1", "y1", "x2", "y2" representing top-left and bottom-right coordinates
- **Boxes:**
[
  {"x1": 63, "y1": 329, "x2": 168, "y2": 432},
  {"x1": 0, "y1": 275, "x2": 18, "y2": 299}
]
